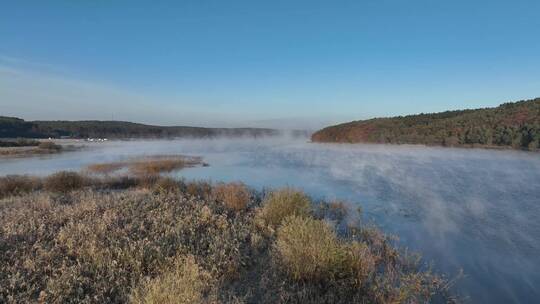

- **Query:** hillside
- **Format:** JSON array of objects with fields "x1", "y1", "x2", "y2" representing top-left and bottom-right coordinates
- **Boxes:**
[
  {"x1": 312, "y1": 98, "x2": 540, "y2": 150},
  {"x1": 0, "y1": 117, "x2": 279, "y2": 139}
]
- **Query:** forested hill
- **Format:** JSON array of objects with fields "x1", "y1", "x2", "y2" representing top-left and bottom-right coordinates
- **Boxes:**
[
  {"x1": 312, "y1": 98, "x2": 540, "y2": 150},
  {"x1": 0, "y1": 117, "x2": 280, "y2": 139}
]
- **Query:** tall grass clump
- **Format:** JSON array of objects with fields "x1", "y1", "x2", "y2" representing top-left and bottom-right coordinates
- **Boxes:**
[
  {"x1": 276, "y1": 215, "x2": 346, "y2": 282},
  {"x1": 86, "y1": 162, "x2": 125, "y2": 174},
  {"x1": 43, "y1": 171, "x2": 85, "y2": 193},
  {"x1": 212, "y1": 182, "x2": 251, "y2": 211},
  {"x1": 257, "y1": 188, "x2": 311, "y2": 227},
  {"x1": 131, "y1": 255, "x2": 212, "y2": 304}
]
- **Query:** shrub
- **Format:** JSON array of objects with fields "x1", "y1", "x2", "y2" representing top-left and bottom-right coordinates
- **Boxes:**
[
  {"x1": 0, "y1": 175, "x2": 41, "y2": 198},
  {"x1": 257, "y1": 189, "x2": 311, "y2": 227},
  {"x1": 43, "y1": 171, "x2": 85, "y2": 193},
  {"x1": 275, "y1": 215, "x2": 346, "y2": 282},
  {"x1": 131, "y1": 255, "x2": 211, "y2": 304},
  {"x1": 38, "y1": 141, "x2": 62, "y2": 151},
  {"x1": 212, "y1": 182, "x2": 250, "y2": 211}
]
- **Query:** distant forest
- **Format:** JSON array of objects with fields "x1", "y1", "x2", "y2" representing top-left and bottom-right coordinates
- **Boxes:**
[
  {"x1": 0, "y1": 117, "x2": 281, "y2": 139},
  {"x1": 312, "y1": 98, "x2": 540, "y2": 151}
]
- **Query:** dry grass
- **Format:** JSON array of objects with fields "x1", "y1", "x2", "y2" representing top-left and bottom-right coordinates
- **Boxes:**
[
  {"x1": 0, "y1": 185, "x2": 250, "y2": 303},
  {"x1": 186, "y1": 180, "x2": 213, "y2": 198},
  {"x1": 131, "y1": 255, "x2": 212, "y2": 304},
  {"x1": 0, "y1": 175, "x2": 455, "y2": 304},
  {"x1": 86, "y1": 162, "x2": 125, "y2": 174},
  {"x1": 43, "y1": 171, "x2": 86, "y2": 193},
  {"x1": 85, "y1": 155, "x2": 204, "y2": 176},
  {"x1": 129, "y1": 159, "x2": 187, "y2": 175},
  {"x1": 212, "y1": 182, "x2": 251, "y2": 211},
  {"x1": 276, "y1": 215, "x2": 346, "y2": 282},
  {"x1": 256, "y1": 188, "x2": 312, "y2": 228}
]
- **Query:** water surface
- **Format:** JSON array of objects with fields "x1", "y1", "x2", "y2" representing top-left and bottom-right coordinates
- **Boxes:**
[{"x1": 1, "y1": 137, "x2": 539, "y2": 303}]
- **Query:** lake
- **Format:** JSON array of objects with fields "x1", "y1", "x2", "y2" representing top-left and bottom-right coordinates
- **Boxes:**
[{"x1": 1, "y1": 137, "x2": 539, "y2": 303}]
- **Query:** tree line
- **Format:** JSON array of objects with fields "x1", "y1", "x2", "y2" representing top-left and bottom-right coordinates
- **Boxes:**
[{"x1": 312, "y1": 98, "x2": 540, "y2": 150}]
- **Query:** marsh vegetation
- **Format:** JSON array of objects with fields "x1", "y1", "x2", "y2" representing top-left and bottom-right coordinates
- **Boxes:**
[
  {"x1": 85, "y1": 155, "x2": 206, "y2": 176},
  {"x1": 0, "y1": 172, "x2": 454, "y2": 303}
]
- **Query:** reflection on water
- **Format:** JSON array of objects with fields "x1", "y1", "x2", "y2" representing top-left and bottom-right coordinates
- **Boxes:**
[{"x1": 1, "y1": 137, "x2": 539, "y2": 303}]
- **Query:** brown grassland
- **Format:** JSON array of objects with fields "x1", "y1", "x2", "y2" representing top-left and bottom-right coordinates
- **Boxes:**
[{"x1": 0, "y1": 172, "x2": 457, "y2": 303}]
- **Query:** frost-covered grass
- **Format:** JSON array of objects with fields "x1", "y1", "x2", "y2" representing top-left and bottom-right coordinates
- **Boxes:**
[{"x1": 0, "y1": 174, "x2": 455, "y2": 303}]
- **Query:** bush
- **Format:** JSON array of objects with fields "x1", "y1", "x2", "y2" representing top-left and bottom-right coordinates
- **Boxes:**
[
  {"x1": 44, "y1": 171, "x2": 85, "y2": 193},
  {"x1": 212, "y1": 182, "x2": 250, "y2": 211},
  {"x1": 275, "y1": 215, "x2": 346, "y2": 282},
  {"x1": 257, "y1": 189, "x2": 311, "y2": 227},
  {"x1": 131, "y1": 255, "x2": 211, "y2": 304},
  {"x1": 0, "y1": 175, "x2": 41, "y2": 198},
  {"x1": 38, "y1": 141, "x2": 62, "y2": 151}
]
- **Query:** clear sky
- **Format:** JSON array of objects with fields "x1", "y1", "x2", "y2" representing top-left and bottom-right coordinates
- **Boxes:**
[{"x1": 1, "y1": 0, "x2": 539, "y2": 129}]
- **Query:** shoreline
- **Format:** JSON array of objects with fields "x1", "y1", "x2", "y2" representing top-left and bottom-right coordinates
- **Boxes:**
[{"x1": 309, "y1": 139, "x2": 539, "y2": 153}]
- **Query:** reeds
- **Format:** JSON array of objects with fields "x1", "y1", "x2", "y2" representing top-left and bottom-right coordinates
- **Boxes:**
[{"x1": 85, "y1": 155, "x2": 204, "y2": 176}]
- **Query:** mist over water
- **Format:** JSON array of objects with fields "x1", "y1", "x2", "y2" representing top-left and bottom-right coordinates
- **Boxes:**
[{"x1": 1, "y1": 137, "x2": 539, "y2": 303}]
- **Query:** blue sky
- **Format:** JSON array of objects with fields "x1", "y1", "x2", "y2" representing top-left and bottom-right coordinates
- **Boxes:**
[{"x1": 1, "y1": 0, "x2": 539, "y2": 128}]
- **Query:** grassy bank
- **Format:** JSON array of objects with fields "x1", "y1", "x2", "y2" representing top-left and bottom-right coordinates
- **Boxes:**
[{"x1": 0, "y1": 173, "x2": 455, "y2": 303}]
